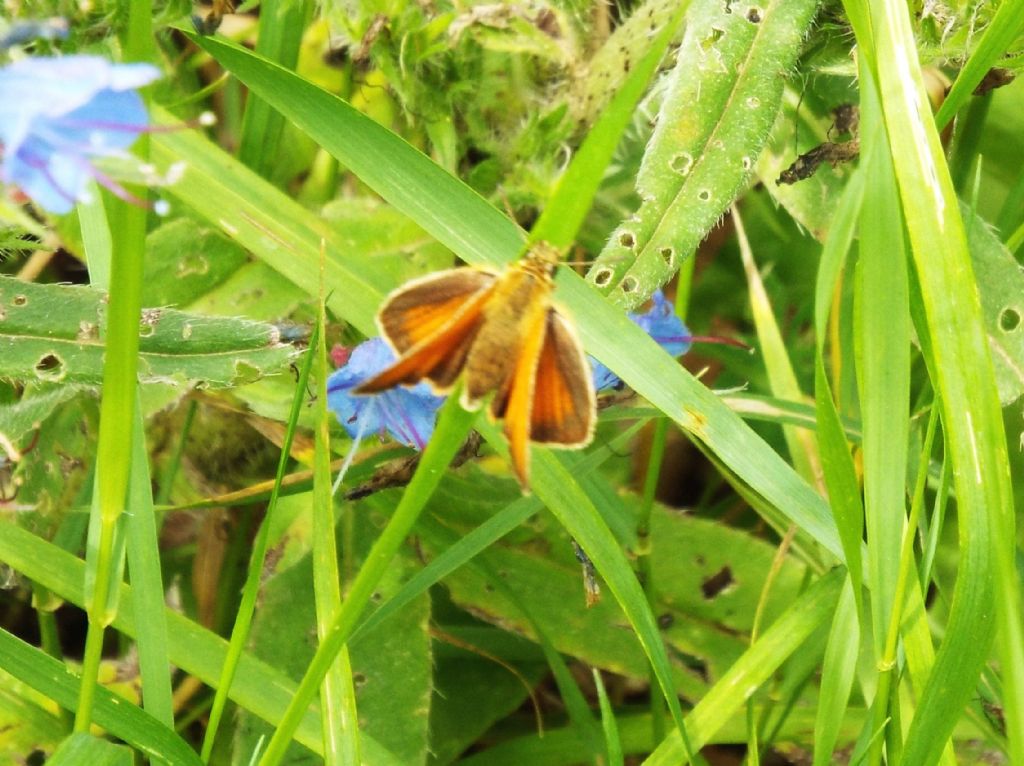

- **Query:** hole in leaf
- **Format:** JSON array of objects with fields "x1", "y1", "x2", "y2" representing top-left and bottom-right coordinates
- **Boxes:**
[
  {"x1": 621, "y1": 276, "x2": 638, "y2": 293},
  {"x1": 592, "y1": 268, "x2": 614, "y2": 287},
  {"x1": 659, "y1": 247, "x2": 675, "y2": 266},
  {"x1": 670, "y1": 153, "x2": 693, "y2": 176},
  {"x1": 698, "y1": 189, "x2": 712, "y2": 202},
  {"x1": 34, "y1": 353, "x2": 65, "y2": 382},
  {"x1": 1000, "y1": 308, "x2": 1021, "y2": 331},
  {"x1": 618, "y1": 231, "x2": 636, "y2": 248},
  {"x1": 747, "y1": 6, "x2": 763, "y2": 22},
  {"x1": 232, "y1": 360, "x2": 262, "y2": 385},
  {"x1": 701, "y1": 27, "x2": 725, "y2": 49},
  {"x1": 12, "y1": 295, "x2": 27, "y2": 307},
  {"x1": 701, "y1": 566, "x2": 734, "y2": 599}
]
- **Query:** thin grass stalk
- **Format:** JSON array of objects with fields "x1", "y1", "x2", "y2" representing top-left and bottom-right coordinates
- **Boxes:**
[
  {"x1": 867, "y1": 402, "x2": 941, "y2": 764},
  {"x1": 638, "y1": 416, "x2": 668, "y2": 743},
  {"x1": 199, "y1": 323, "x2": 320, "y2": 761},
  {"x1": 256, "y1": 392, "x2": 477, "y2": 766},
  {"x1": 312, "y1": 258, "x2": 359, "y2": 764},
  {"x1": 74, "y1": 201, "x2": 148, "y2": 729}
]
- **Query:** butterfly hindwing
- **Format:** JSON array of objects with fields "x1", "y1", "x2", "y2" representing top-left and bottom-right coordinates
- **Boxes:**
[
  {"x1": 529, "y1": 309, "x2": 595, "y2": 447},
  {"x1": 499, "y1": 300, "x2": 550, "y2": 487}
]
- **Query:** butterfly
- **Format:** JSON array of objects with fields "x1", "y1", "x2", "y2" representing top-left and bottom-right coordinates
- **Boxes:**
[{"x1": 354, "y1": 242, "x2": 596, "y2": 488}]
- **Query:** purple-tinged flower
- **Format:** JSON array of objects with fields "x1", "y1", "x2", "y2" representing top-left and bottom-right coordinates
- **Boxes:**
[
  {"x1": 0, "y1": 55, "x2": 161, "y2": 213},
  {"x1": 592, "y1": 290, "x2": 692, "y2": 390},
  {"x1": 327, "y1": 338, "x2": 445, "y2": 450}
]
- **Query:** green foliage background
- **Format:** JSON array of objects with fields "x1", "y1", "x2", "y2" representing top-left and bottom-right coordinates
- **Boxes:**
[{"x1": 1, "y1": 0, "x2": 1024, "y2": 764}]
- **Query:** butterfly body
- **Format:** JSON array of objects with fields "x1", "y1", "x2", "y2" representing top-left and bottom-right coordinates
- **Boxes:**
[{"x1": 355, "y1": 242, "x2": 595, "y2": 488}]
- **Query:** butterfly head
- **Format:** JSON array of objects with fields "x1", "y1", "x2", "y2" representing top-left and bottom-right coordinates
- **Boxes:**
[{"x1": 521, "y1": 241, "x2": 561, "y2": 278}]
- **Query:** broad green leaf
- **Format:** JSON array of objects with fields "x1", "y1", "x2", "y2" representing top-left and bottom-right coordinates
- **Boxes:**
[
  {"x1": 758, "y1": 86, "x2": 857, "y2": 241},
  {"x1": 140, "y1": 217, "x2": 249, "y2": 308},
  {"x1": 587, "y1": 0, "x2": 820, "y2": 306},
  {"x1": 0, "y1": 277, "x2": 296, "y2": 388},
  {"x1": 0, "y1": 386, "x2": 81, "y2": 453},
  {"x1": 964, "y1": 203, "x2": 1024, "y2": 406}
]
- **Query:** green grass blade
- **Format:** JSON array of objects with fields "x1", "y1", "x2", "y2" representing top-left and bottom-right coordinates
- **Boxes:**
[
  {"x1": 734, "y1": 205, "x2": 820, "y2": 487},
  {"x1": 844, "y1": 0, "x2": 1021, "y2": 762},
  {"x1": 642, "y1": 567, "x2": 847, "y2": 764},
  {"x1": 594, "y1": 669, "x2": 625, "y2": 766},
  {"x1": 75, "y1": 184, "x2": 147, "y2": 731},
  {"x1": 237, "y1": 0, "x2": 314, "y2": 175},
  {"x1": 80, "y1": 191, "x2": 174, "y2": 730},
  {"x1": 188, "y1": 33, "x2": 524, "y2": 271},
  {"x1": 199, "y1": 322, "x2": 321, "y2": 760},
  {"x1": 312, "y1": 271, "x2": 359, "y2": 765},
  {"x1": 856, "y1": 68, "x2": 909, "y2": 655},
  {"x1": 812, "y1": 578, "x2": 859, "y2": 766},
  {"x1": 813, "y1": 167, "x2": 866, "y2": 600},
  {"x1": 257, "y1": 393, "x2": 477, "y2": 765},
  {"x1": 530, "y1": 1, "x2": 688, "y2": 248},
  {"x1": 934, "y1": 0, "x2": 1024, "y2": 130},
  {"x1": 0, "y1": 628, "x2": 201, "y2": 766}
]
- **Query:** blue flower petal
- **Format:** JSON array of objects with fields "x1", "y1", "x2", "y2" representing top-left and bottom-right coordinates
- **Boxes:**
[
  {"x1": 0, "y1": 55, "x2": 159, "y2": 213},
  {"x1": 591, "y1": 290, "x2": 691, "y2": 391},
  {"x1": 326, "y1": 338, "x2": 445, "y2": 450}
]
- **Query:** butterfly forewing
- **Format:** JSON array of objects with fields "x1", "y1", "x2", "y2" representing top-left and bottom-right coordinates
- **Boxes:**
[
  {"x1": 529, "y1": 310, "x2": 595, "y2": 447},
  {"x1": 355, "y1": 278, "x2": 495, "y2": 394},
  {"x1": 378, "y1": 269, "x2": 496, "y2": 354}
]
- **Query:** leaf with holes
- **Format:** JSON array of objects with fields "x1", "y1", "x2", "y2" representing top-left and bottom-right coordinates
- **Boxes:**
[
  {"x1": 0, "y1": 277, "x2": 297, "y2": 388},
  {"x1": 964, "y1": 204, "x2": 1024, "y2": 406},
  {"x1": 587, "y1": 0, "x2": 819, "y2": 307}
]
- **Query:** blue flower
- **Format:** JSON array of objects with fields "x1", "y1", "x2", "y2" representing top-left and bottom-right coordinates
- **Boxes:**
[
  {"x1": 0, "y1": 55, "x2": 160, "y2": 213},
  {"x1": 592, "y1": 290, "x2": 691, "y2": 390},
  {"x1": 327, "y1": 338, "x2": 445, "y2": 450}
]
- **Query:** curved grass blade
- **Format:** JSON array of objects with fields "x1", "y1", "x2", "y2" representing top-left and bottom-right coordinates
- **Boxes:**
[
  {"x1": 0, "y1": 523, "x2": 402, "y2": 765},
  {"x1": 0, "y1": 628, "x2": 201, "y2": 766},
  {"x1": 933, "y1": 0, "x2": 1024, "y2": 130}
]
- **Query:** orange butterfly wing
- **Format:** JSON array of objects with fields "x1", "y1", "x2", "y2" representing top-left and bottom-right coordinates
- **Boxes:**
[
  {"x1": 377, "y1": 268, "x2": 496, "y2": 353},
  {"x1": 529, "y1": 310, "x2": 596, "y2": 447},
  {"x1": 498, "y1": 302, "x2": 549, "y2": 488},
  {"x1": 355, "y1": 269, "x2": 496, "y2": 395}
]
